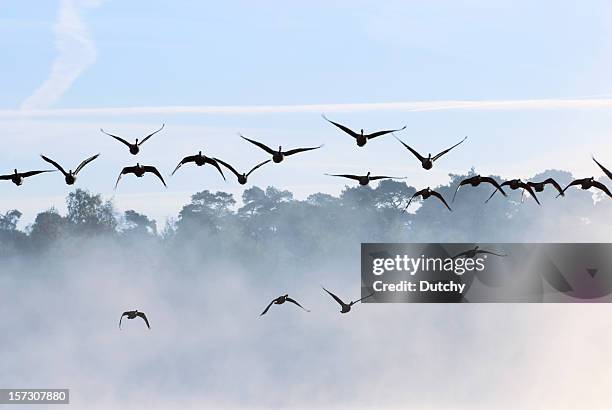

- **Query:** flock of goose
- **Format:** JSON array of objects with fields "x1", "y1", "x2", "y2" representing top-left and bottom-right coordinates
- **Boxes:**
[{"x1": 3, "y1": 116, "x2": 612, "y2": 326}]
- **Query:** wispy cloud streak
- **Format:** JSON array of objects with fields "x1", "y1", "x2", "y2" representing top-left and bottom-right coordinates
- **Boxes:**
[
  {"x1": 6, "y1": 98, "x2": 612, "y2": 118},
  {"x1": 20, "y1": 0, "x2": 102, "y2": 110}
]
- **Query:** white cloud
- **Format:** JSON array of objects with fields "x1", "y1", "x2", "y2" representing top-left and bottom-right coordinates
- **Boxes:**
[
  {"x1": 20, "y1": 0, "x2": 102, "y2": 110},
  {"x1": 6, "y1": 97, "x2": 612, "y2": 118}
]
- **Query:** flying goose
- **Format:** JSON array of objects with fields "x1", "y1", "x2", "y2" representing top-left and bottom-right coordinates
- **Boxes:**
[
  {"x1": 325, "y1": 171, "x2": 405, "y2": 186},
  {"x1": 240, "y1": 134, "x2": 322, "y2": 163},
  {"x1": 452, "y1": 175, "x2": 507, "y2": 202},
  {"x1": 405, "y1": 187, "x2": 452, "y2": 212},
  {"x1": 172, "y1": 151, "x2": 225, "y2": 180},
  {"x1": 485, "y1": 179, "x2": 541, "y2": 205},
  {"x1": 593, "y1": 156, "x2": 612, "y2": 181},
  {"x1": 321, "y1": 286, "x2": 374, "y2": 314},
  {"x1": 101, "y1": 124, "x2": 164, "y2": 155},
  {"x1": 395, "y1": 135, "x2": 467, "y2": 170},
  {"x1": 0, "y1": 169, "x2": 54, "y2": 186},
  {"x1": 260, "y1": 294, "x2": 310, "y2": 316},
  {"x1": 526, "y1": 178, "x2": 564, "y2": 197},
  {"x1": 322, "y1": 114, "x2": 406, "y2": 147},
  {"x1": 119, "y1": 310, "x2": 150, "y2": 330},
  {"x1": 558, "y1": 177, "x2": 612, "y2": 198},
  {"x1": 452, "y1": 246, "x2": 507, "y2": 259},
  {"x1": 115, "y1": 163, "x2": 167, "y2": 189},
  {"x1": 40, "y1": 154, "x2": 100, "y2": 185},
  {"x1": 215, "y1": 158, "x2": 271, "y2": 185}
]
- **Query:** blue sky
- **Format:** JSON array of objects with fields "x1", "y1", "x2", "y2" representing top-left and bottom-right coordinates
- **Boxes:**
[{"x1": 2, "y1": 0, "x2": 612, "y2": 225}]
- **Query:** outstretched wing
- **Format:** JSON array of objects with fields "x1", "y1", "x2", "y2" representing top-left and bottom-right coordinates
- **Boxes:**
[
  {"x1": 246, "y1": 159, "x2": 271, "y2": 177},
  {"x1": 518, "y1": 182, "x2": 541, "y2": 205},
  {"x1": 321, "y1": 114, "x2": 359, "y2": 138},
  {"x1": 542, "y1": 178, "x2": 564, "y2": 196},
  {"x1": 322, "y1": 286, "x2": 346, "y2": 307},
  {"x1": 481, "y1": 177, "x2": 507, "y2": 196},
  {"x1": 478, "y1": 250, "x2": 508, "y2": 257},
  {"x1": 143, "y1": 166, "x2": 167, "y2": 187},
  {"x1": 367, "y1": 126, "x2": 407, "y2": 139},
  {"x1": 0, "y1": 174, "x2": 13, "y2": 180},
  {"x1": 214, "y1": 158, "x2": 241, "y2": 178},
  {"x1": 136, "y1": 311, "x2": 151, "y2": 329},
  {"x1": 101, "y1": 128, "x2": 131, "y2": 147},
  {"x1": 20, "y1": 170, "x2": 54, "y2": 178},
  {"x1": 592, "y1": 180, "x2": 612, "y2": 198},
  {"x1": 286, "y1": 297, "x2": 310, "y2": 312},
  {"x1": 452, "y1": 177, "x2": 476, "y2": 202},
  {"x1": 260, "y1": 300, "x2": 275, "y2": 316},
  {"x1": 119, "y1": 311, "x2": 130, "y2": 329},
  {"x1": 172, "y1": 155, "x2": 198, "y2": 175},
  {"x1": 283, "y1": 145, "x2": 323, "y2": 156},
  {"x1": 593, "y1": 156, "x2": 612, "y2": 181},
  {"x1": 240, "y1": 134, "x2": 276, "y2": 155},
  {"x1": 403, "y1": 190, "x2": 426, "y2": 212},
  {"x1": 432, "y1": 136, "x2": 467, "y2": 161},
  {"x1": 115, "y1": 166, "x2": 134, "y2": 189},
  {"x1": 138, "y1": 124, "x2": 165, "y2": 145},
  {"x1": 429, "y1": 190, "x2": 453, "y2": 211},
  {"x1": 369, "y1": 175, "x2": 405, "y2": 181},
  {"x1": 394, "y1": 135, "x2": 425, "y2": 161},
  {"x1": 40, "y1": 155, "x2": 67, "y2": 176},
  {"x1": 485, "y1": 181, "x2": 512, "y2": 203},
  {"x1": 354, "y1": 292, "x2": 375, "y2": 303},
  {"x1": 204, "y1": 157, "x2": 226, "y2": 181},
  {"x1": 326, "y1": 174, "x2": 361, "y2": 181},
  {"x1": 559, "y1": 178, "x2": 589, "y2": 196},
  {"x1": 74, "y1": 154, "x2": 100, "y2": 175}
]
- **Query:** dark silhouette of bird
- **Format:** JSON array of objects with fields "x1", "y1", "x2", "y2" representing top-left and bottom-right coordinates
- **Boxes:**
[
  {"x1": 452, "y1": 175, "x2": 507, "y2": 202},
  {"x1": 171, "y1": 151, "x2": 225, "y2": 180},
  {"x1": 119, "y1": 310, "x2": 150, "y2": 330},
  {"x1": 526, "y1": 178, "x2": 564, "y2": 197},
  {"x1": 405, "y1": 187, "x2": 452, "y2": 212},
  {"x1": 40, "y1": 154, "x2": 100, "y2": 185},
  {"x1": 452, "y1": 246, "x2": 507, "y2": 259},
  {"x1": 115, "y1": 163, "x2": 167, "y2": 189},
  {"x1": 101, "y1": 124, "x2": 164, "y2": 155},
  {"x1": 260, "y1": 294, "x2": 310, "y2": 316},
  {"x1": 593, "y1": 156, "x2": 612, "y2": 181},
  {"x1": 321, "y1": 286, "x2": 374, "y2": 314},
  {"x1": 0, "y1": 169, "x2": 54, "y2": 186},
  {"x1": 240, "y1": 134, "x2": 322, "y2": 163},
  {"x1": 485, "y1": 179, "x2": 541, "y2": 205},
  {"x1": 322, "y1": 114, "x2": 406, "y2": 147},
  {"x1": 395, "y1": 135, "x2": 467, "y2": 170},
  {"x1": 558, "y1": 177, "x2": 612, "y2": 198},
  {"x1": 215, "y1": 158, "x2": 270, "y2": 185},
  {"x1": 325, "y1": 172, "x2": 405, "y2": 186}
]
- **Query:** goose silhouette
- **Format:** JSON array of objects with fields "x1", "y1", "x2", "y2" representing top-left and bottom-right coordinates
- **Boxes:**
[
  {"x1": 119, "y1": 310, "x2": 150, "y2": 329},
  {"x1": 322, "y1": 286, "x2": 374, "y2": 313},
  {"x1": 322, "y1": 114, "x2": 406, "y2": 147},
  {"x1": 405, "y1": 187, "x2": 452, "y2": 212},
  {"x1": 526, "y1": 178, "x2": 564, "y2": 197},
  {"x1": 41, "y1": 154, "x2": 100, "y2": 185},
  {"x1": 558, "y1": 177, "x2": 612, "y2": 198},
  {"x1": 0, "y1": 169, "x2": 54, "y2": 186},
  {"x1": 215, "y1": 158, "x2": 271, "y2": 185},
  {"x1": 325, "y1": 172, "x2": 405, "y2": 186},
  {"x1": 395, "y1": 135, "x2": 467, "y2": 170},
  {"x1": 260, "y1": 294, "x2": 310, "y2": 316},
  {"x1": 452, "y1": 175, "x2": 507, "y2": 202},
  {"x1": 172, "y1": 151, "x2": 225, "y2": 180},
  {"x1": 452, "y1": 246, "x2": 507, "y2": 259},
  {"x1": 485, "y1": 179, "x2": 541, "y2": 205},
  {"x1": 240, "y1": 134, "x2": 322, "y2": 163},
  {"x1": 115, "y1": 163, "x2": 167, "y2": 189},
  {"x1": 101, "y1": 124, "x2": 164, "y2": 155},
  {"x1": 593, "y1": 156, "x2": 612, "y2": 181}
]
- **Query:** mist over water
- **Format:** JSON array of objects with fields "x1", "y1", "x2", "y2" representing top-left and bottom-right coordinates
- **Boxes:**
[{"x1": 1, "y1": 169, "x2": 611, "y2": 409}]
